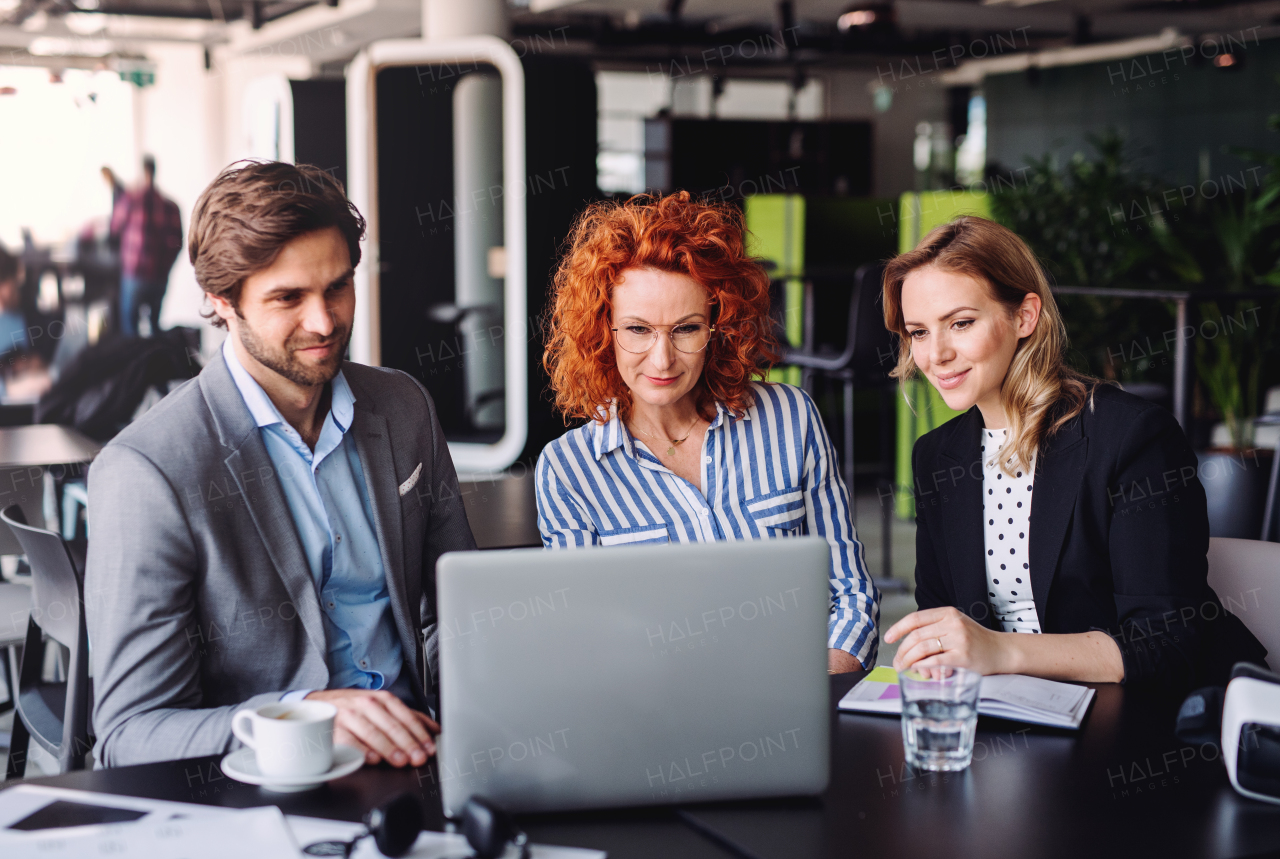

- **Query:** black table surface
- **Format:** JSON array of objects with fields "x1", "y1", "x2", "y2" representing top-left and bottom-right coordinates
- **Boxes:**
[
  {"x1": 6, "y1": 674, "x2": 1279, "y2": 859},
  {"x1": 459, "y1": 472, "x2": 542, "y2": 550},
  {"x1": 0, "y1": 424, "x2": 101, "y2": 468}
]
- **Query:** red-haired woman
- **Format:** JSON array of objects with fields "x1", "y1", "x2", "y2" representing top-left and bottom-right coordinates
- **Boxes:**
[
  {"x1": 882, "y1": 216, "x2": 1266, "y2": 688},
  {"x1": 536, "y1": 192, "x2": 880, "y2": 673}
]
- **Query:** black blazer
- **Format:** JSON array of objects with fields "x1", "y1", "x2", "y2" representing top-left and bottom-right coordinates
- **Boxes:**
[{"x1": 912, "y1": 384, "x2": 1267, "y2": 690}]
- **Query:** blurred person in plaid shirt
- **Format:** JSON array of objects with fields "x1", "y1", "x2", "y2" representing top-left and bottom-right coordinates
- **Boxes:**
[{"x1": 110, "y1": 155, "x2": 183, "y2": 337}]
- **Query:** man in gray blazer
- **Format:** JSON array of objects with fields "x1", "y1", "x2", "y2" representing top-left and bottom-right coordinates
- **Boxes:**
[{"x1": 86, "y1": 161, "x2": 476, "y2": 768}]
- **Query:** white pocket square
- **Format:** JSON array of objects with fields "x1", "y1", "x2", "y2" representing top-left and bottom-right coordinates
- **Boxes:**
[{"x1": 398, "y1": 462, "x2": 423, "y2": 497}]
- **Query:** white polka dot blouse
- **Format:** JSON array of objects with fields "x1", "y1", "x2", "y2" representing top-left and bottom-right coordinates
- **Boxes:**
[{"x1": 982, "y1": 428, "x2": 1041, "y2": 634}]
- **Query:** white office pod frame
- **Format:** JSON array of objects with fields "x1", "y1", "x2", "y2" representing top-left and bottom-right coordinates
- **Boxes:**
[{"x1": 347, "y1": 37, "x2": 528, "y2": 474}]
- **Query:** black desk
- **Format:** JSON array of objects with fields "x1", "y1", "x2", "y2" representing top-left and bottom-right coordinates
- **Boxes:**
[
  {"x1": 5, "y1": 675, "x2": 1279, "y2": 859},
  {"x1": 0, "y1": 424, "x2": 101, "y2": 468},
  {"x1": 459, "y1": 472, "x2": 541, "y2": 550}
]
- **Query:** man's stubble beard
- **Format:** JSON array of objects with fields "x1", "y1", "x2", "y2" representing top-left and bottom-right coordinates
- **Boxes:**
[{"x1": 236, "y1": 316, "x2": 352, "y2": 387}]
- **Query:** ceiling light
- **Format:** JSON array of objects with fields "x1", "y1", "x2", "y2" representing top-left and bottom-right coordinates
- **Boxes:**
[
  {"x1": 21, "y1": 10, "x2": 48, "y2": 31},
  {"x1": 837, "y1": 9, "x2": 876, "y2": 29},
  {"x1": 65, "y1": 12, "x2": 107, "y2": 35},
  {"x1": 29, "y1": 37, "x2": 113, "y2": 57}
]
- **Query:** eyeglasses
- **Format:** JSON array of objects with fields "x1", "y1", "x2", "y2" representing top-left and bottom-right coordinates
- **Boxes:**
[{"x1": 611, "y1": 322, "x2": 715, "y2": 354}]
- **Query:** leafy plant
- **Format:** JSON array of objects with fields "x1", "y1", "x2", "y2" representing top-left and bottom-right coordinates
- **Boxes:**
[
  {"x1": 990, "y1": 133, "x2": 1184, "y2": 382},
  {"x1": 1188, "y1": 144, "x2": 1280, "y2": 448},
  {"x1": 992, "y1": 130, "x2": 1280, "y2": 450}
]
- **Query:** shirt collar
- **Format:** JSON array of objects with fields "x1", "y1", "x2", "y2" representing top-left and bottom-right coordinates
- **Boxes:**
[
  {"x1": 221, "y1": 336, "x2": 355, "y2": 434},
  {"x1": 590, "y1": 398, "x2": 748, "y2": 461}
]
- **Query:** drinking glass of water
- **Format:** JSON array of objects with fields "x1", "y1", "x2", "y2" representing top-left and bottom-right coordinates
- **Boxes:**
[{"x1": 899, "y1": 666, "x2": 982, "y2": 772}]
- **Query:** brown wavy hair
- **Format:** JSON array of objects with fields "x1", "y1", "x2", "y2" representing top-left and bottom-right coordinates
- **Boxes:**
[
  {"x1": 882, "y1": 216, "x2": 1096, "y2": 475},
  {"x1": 188, "y1": 160, "x2": 365, "y2": 329},
  {"x1": 544, "y1": 192, "x2": 780, "y2": 424}
]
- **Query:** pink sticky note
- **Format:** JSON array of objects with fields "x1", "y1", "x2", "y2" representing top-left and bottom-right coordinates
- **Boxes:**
[{"x1": 878, "y1": 685, "x2": 901, "y2": 700}]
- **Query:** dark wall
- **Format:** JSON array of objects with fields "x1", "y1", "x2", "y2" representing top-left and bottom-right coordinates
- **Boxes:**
[
  {"x1": 374, "y1": 65, "x2": 467, "y2": 436},
  {"x1": 291, "y1": 79, "x2": 348, "y2": 189},
  {"x1": 985, "y1": 35, "x2": 1280, "y2": 185},
  {"x1": 521, "y1": 56, "x2": 601, "y2": 464},
  {"x1": 669, "y1": 119, "x2": 872, "y2": 199},
  {"x1": 371, "y1": 57, "x2": 599, "y2": 458}
]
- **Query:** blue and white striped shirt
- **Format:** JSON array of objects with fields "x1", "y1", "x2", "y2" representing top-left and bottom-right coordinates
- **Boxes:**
[{"x1": 535, "y1": 382, "x2": 880, "y2": 666}]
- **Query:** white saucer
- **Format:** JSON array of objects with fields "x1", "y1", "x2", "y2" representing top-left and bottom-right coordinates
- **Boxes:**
[{"x1": 221, "y1": 744, "x2": 364, "y2": 792}]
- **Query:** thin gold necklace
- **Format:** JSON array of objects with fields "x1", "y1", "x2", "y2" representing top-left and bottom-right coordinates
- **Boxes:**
[{"x1": 631, "y1": 415, "x2": 701, "y2": 457}]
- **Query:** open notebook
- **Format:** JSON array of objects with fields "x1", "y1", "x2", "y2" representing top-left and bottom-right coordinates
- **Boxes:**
[{"x1": 839, "y1": 666, "x2": 1096, "y2": 729}]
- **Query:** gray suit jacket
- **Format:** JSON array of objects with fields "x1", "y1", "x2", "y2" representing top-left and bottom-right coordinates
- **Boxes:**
[{"x1": 86, "y1": 353, "x2": 475, "y2": 767}]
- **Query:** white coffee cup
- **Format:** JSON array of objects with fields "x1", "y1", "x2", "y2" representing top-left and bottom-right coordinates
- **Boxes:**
[{"x1": 231, "y1": 701, "x2": 337, "y2": 779}]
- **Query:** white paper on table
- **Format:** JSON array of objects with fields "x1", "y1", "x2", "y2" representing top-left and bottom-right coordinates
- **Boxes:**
[
  {"x1": 289, "y1": 814, "x2": 608, "y2": 859},
  {"x1": 0, "y1": 784, "x2": 239, "y2": 830},
  {"x1": 977, "y1": 674, "x2": 1088, "y2": 715},
  {"x1": 1, "y1": 799, "x2": 297, "y2": 858},
  {"x1": 839, "y1": 671, "x2": 1096, "y2": 729}
]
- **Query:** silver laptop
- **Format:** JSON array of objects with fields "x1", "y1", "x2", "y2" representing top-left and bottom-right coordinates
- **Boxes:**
[{"x1": 435, "y1": 537, "x2": 832, "y2": 815}]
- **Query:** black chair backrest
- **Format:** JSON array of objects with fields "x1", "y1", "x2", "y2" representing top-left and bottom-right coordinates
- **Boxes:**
[
  {"x1": 2, "y1": 502, "x2": 92, "y2": 775},
  {"x1": 1, "y1": 504, "x2": 82, "y2": 648},
  {"x1": 848, "y1": 262, "x2": 898, "y2": 384}
]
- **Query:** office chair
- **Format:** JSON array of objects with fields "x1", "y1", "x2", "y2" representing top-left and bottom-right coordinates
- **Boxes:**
[
  {"x1": 781, "y1": 263, "x2": 902, "y2": 586},
  {"x1": 1206, "y1": 537, "x2": 1280, "y2": 671},
  {"x1": 2, "y1": 504, "x2": 92, "y2": 777},
  {"x1": 0, "y1": 577, "x2": 31, "y2": 724}
]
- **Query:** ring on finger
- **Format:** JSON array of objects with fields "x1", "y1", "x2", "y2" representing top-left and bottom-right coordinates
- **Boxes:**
[{"x1": 935, "y1": 637, "x2": 944, "y2": 654}]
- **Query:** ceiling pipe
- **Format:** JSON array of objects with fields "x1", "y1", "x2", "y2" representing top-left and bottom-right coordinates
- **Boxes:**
[{"x1": 940, "y1": 28, "x2": 1187, "y2": 84}]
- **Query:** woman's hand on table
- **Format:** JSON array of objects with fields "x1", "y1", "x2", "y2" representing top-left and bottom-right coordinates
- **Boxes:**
[{"x1": 885, "y1": 607, "x2": 1013, "y2": 675}]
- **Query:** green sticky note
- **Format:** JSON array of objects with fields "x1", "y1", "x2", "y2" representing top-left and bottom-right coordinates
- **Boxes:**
[{"x1": 865, "y1": 666, "x2": 899, "y2": 683}]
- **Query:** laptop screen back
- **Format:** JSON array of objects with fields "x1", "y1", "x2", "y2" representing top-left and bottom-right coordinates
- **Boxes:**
[{"x1": 435, "y1": 537, "x2": 832, "y2": 815}]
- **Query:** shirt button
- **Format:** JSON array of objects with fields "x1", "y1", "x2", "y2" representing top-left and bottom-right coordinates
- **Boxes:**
[
  {"x1": 700, "y1": 510, "x2": 710, "y2": 518},
  {"x1": 704, "y1": 456, "x2": 712, "y2": 464},
  {"x1": 360, "y1": 659, "x2": 368, "y2": 668},
  {"x1": 327, "y1": 601, "x2": 335, "y2": 609},
  {"x1": 335, "y1": 534, "x2": 342, "y2": 543}
]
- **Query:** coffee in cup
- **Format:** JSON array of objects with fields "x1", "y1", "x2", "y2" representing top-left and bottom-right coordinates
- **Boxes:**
[{"x1": 231, "y1": 701, "x2": 337, "y2": 779}]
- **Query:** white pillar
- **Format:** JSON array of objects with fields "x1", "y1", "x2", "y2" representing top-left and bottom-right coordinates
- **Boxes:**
[
  {"x1": 422, "y1": 0, "x2": 511, "y2": 430},
  {"x1": 454, "y1": 71, "x2": 505, "y2": 429},
  {"x1": 423, "y1": 0, "x2": 509, "y2": 41}
]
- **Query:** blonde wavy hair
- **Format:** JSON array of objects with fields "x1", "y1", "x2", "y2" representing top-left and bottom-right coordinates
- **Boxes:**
[{"x1": 882, "y1": 216, "x2": 1096, "y2": 475}]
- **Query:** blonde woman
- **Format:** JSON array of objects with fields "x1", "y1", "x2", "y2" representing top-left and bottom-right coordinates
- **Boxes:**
[{"x1": 882, "y1": 217, "x2": 1265, "y2": 688}]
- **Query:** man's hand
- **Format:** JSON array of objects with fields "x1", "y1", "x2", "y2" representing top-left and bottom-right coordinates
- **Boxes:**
[
  {"x1": 305, "y1": 689, "x2": 437, "y2": 767},
  {"x1": 828, "y1": 648, "x2": 863, "y2": 674}
]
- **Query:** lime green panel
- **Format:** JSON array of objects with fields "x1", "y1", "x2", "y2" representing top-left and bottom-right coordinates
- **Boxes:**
[
  {"x1": 746, "y1": 195, "x2": 804, "y2": 388},
  {"x1": 744, "y1": 194, "x2": 805, "y2": 277},
  {"x1": 897, "y1": 191, "x2": 992, "y2": 254},
  {"x1": 894, "y1": 378, "x2": 965, "y2": 520},
  {"x1": 766, "y1": 366, "x2": 801, "y2": 386}
]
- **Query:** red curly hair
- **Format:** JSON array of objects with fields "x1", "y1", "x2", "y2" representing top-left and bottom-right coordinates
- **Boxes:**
[{"x1": 544, "y1": 192, "x2": 780, "y2": 424}]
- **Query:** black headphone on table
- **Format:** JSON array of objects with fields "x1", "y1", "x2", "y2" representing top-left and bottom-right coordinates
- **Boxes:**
[{"x1": 303, "y1": 793, "x2": 528, "y2": 859}]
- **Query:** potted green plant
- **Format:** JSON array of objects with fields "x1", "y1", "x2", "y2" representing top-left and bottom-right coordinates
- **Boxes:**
[
  {"x1": 1164, "y1": 144, "x2": 1280, "y2": 537},
  {"x1": 993, "y1": 132, "x2": 1280, "y2": 538}
]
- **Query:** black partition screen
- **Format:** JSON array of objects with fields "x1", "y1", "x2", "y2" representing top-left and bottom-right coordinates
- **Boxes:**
[
  {"x1": 374, "y1": 57, "x2": 599, "y2": 459},
  {"x1": 375, "y1": 64, "x2": 480, "y2": 441}
]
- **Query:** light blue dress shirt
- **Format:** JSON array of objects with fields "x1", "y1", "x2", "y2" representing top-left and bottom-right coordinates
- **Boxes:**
[
  {"x1": 0, "y1": 311, "x2": 29, "y2": 355},
  {"x1": 222, "y1": 339, "x2": 405, "y2": 697}
]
